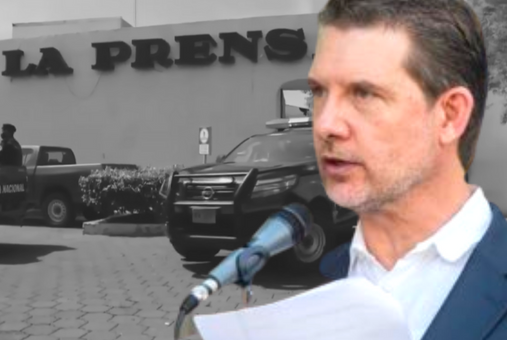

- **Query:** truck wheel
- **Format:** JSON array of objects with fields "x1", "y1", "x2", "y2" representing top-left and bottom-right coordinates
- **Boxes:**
[
  {"x1": 170, "y1": 241, "x2": 220, "y2": 261},
  {"x1": 278, "y1": 211, "x2": 336, "y2": 273},
  {"x1": 42, "y1": 193, "x2": 75, "y2": 227}
]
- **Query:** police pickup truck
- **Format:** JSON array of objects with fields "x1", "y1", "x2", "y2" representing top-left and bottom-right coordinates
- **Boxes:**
[
  {"x1": 160, "y1": 117, "x2": 358, "y2": 272},
  {"x1": 21, "y1": 145, "x2": 137, "y2": 227}
]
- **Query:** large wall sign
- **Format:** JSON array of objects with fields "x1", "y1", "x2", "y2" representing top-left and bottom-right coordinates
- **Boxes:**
[
  {"x1": 2, "y1": 48, "x2": 73, "y2": 77},
  {"x1": 1, "y1": 28, "x2": 310, "y2": 77}
]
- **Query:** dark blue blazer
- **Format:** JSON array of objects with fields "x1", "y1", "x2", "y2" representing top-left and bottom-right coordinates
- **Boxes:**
[{"x1": 319, "y1": 202, "x2": 507, "y2": 340}]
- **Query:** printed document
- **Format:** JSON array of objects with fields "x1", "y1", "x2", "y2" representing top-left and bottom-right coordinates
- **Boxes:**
[{"x1": 191, "y1": 277, "x2": 413, "y2": 340}]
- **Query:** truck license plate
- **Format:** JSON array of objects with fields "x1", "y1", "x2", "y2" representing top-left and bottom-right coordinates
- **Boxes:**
[{"x1": 192, "y1": 208, "x2": 216, "y2": 224}]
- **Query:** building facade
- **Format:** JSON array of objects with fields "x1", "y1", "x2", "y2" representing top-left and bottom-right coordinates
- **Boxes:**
[{"x1": 0, "y1": 14, "x2": 317, "y2": 168}]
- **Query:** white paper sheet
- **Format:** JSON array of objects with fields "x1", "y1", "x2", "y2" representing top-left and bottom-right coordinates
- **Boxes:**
[{"x1": 192, "y1": 277, "x2": 412, "y2": 340}]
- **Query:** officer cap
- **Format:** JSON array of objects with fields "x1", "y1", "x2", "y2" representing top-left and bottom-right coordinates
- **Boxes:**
[{"x1": 2, "y1": 124, "x2": 16, "y2": 133}]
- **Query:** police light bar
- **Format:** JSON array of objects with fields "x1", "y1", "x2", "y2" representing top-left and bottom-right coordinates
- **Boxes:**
[{"x1": 265, "y1": 117, "x2": 312, "y2": 130}]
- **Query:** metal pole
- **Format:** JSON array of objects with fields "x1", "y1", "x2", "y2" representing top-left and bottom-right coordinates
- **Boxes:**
[{"x1": 134, "y1": 0, "x2": 137, "y2": 26}]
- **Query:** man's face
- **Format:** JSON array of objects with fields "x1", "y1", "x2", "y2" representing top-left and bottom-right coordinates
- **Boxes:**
[
  {"x1": 1, "y1": 130, "x2": 8, "y2": 140},
  {"x1": 309, "y1": 25, "x2": 440, "y2": 213}
]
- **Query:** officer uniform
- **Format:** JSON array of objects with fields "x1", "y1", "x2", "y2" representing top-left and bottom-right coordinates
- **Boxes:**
[{"x1": 0, "y1": 124, "x2": 22, "y2": 166}]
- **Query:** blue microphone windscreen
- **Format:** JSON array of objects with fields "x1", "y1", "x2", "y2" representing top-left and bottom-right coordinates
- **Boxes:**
[{"x1": 278, "y1": 203, "x2": 313, "y2": 244}]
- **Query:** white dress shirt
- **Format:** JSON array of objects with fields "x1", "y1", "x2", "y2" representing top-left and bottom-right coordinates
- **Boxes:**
[{"x1": 347, "y1": 186, "x2": 493, "y2": 340}]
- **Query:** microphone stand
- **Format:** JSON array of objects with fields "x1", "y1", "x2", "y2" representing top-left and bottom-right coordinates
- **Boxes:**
[
  {"x1": 237, "y1": 245, "x2": 270, "y2": 303},
  {"x1": 173, "y1": 246, "x2": 270, "y2": 340},
  {"x1": 242, "y1": 285, "x2": 254, "y2": 307}
]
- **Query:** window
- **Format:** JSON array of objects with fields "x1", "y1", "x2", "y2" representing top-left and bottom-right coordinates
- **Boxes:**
[
  {"x1": 283, "y1": 90, "x2": 313, "y2": 118},
  {"x1": 279, "y1": 79, "x2": 313, "y2": 118},
  {"x1": 38, "y1": 149, "x2": 75, "y2": 166},
  {"x1": 223, "y1": 131, "x2": 316, "y2": 164},
  {"x1": 22, "y1": 149, "x2": 34, "y2": 166}
]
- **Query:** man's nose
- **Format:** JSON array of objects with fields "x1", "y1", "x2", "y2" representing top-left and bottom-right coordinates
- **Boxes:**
[{"x1": 314, "y1": 96, "x2": 351, "y2": 140}]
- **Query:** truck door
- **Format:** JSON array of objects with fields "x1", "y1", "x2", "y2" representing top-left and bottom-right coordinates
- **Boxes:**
[{"x1": 0, "y1": 165, "x2": 28, "y2": 222}]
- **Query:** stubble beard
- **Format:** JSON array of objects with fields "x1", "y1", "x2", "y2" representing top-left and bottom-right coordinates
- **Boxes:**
[{"x1": 326, "y1": 151, "x2": 434, "y2": 215}]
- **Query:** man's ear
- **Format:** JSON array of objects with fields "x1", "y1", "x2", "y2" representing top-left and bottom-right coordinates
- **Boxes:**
[{"x1": 436, "y1": 86, "x2": 474, "y2": 146}]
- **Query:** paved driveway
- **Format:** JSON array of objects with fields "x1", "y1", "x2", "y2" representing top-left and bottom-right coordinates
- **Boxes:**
[{"x1": 0, "y1": 225, "x2": 329, "y2": 340}]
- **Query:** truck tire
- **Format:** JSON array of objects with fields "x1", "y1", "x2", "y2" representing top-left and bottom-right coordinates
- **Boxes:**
[
  {"x1": 42, "y1": 192, "x2": 75, "y2": 227},
  {"x1": 170, "y1": 241, "x2": 220, "y2": 261},
  {"x1": 278, "y1": 207, "x2": 338, "y2": 274}
]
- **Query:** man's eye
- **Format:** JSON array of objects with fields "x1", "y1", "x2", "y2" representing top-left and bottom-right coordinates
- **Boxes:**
[
  {"x1": 310, "y1": 87, "x2": 324, "y2": 97},
  {"x1": 353, "y1": 87, "x2": 374, "y2": 99}
]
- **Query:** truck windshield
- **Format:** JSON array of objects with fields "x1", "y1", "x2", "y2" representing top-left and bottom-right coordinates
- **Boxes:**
[{"x1": 223, "y1": 131, "x2": 316, "y2": 164}]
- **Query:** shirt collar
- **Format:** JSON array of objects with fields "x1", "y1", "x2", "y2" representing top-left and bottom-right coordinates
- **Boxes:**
[
  {"x1": 424, "y1": 185, "x2": 492, "y2": 262},
  {"x1": 349, "y1": 185, "x2": 492, "y2": 265}
]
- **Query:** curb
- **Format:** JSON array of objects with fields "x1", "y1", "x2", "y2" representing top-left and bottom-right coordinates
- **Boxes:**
[{"x1": 82, "y1": 219, "x2": 167, "y2": 237}]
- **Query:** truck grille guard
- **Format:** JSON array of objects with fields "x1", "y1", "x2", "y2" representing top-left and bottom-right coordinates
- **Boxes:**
[{"x1": 161, "y1": 169, "x2": 259, "y2": 219}]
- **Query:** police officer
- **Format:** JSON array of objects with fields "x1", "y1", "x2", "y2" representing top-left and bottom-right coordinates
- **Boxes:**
[{"x1": 0, "y1": 123, "x2": 22, "y2": 166}]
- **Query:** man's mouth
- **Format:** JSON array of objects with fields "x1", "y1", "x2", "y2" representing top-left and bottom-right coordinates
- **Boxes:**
[{"x1": 321, "y1": 156, "x2": 359, "y2": 176}]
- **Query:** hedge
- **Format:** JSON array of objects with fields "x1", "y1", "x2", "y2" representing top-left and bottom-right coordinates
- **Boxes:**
[{"x1": 79, "y1": 166, "x2": 180, "y2": 222}]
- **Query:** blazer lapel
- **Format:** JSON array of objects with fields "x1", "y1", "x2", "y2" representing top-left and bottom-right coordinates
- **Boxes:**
[
  {"x1": 319, "y1": 242, "x2": 351, "y2": 281},
  {"x1": 422, "y1": 202, "x2": 507, "y2": 340}
]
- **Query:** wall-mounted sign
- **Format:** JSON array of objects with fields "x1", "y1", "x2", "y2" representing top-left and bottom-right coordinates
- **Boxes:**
[
  {"x1": 2, "y1": 48, "x2": 73, "y2": 77},
  {"x1": 199, "y1": 127, "x2": 212, "y2": 156},
  {"x1": 1, "y1": 28, "x2": 311, "y2": 78}
]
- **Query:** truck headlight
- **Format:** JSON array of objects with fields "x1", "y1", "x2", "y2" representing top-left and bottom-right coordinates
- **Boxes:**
[
  {"x1": 175, "y1": 171, "x2": 191, "y2": 198},
  {"x1": 250, "y1": 175, "x2": 298, "y2": 199},
  {"x1": 159, "y1": 170, "x2": 190, "y2": 199},
  {"x1": 159, "y1": 178, "x2": 170, "y2": 199}
]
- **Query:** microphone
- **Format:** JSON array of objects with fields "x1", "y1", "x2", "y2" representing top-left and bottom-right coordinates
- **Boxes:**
[{"x1": 178, "y1": 203, "x2": 313, "y2": 315}]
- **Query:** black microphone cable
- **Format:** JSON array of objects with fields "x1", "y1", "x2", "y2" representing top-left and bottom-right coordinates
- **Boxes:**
[
  {"x1": 173, "y1": 291, "x2": 205, "y2": 340},
  {"x1": 174, "y1": 309, "x2": 186, "y2": 340},
  {"x1": 174, "y1": 275, "x2": 222, "y2": 339}
]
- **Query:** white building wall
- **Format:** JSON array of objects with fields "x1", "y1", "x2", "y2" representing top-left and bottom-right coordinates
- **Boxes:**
[{"x1": 0, "y1": 14, "x2": 318, "y2": 168}]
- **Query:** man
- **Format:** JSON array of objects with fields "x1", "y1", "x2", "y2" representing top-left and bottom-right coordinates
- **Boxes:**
[
  {"x1": 310, "y1": 0, "x2": 506, "y2": 339},
  {"x1": 0, "y1": 123, "x2": 22, "y2": 166}
]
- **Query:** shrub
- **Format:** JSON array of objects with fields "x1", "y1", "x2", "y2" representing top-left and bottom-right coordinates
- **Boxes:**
[{"x1": 79, "y1": 166, "x2": 179, "y2": 222}]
